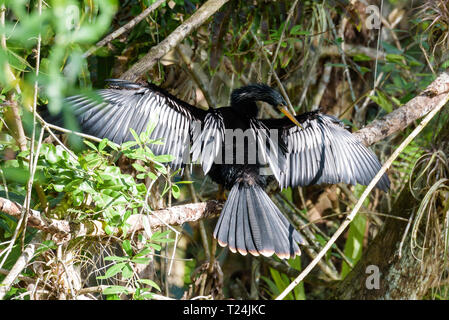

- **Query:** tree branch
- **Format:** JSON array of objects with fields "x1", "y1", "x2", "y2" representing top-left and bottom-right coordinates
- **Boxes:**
[
  {"x1": 354, "y1": 71, "x2": 449, "y2": 146},
  {"x1": 120, "y1": 0, "x2": 229, "y2": 81},
  {"x1": 0, "y1": 196, "x2": 222, "y2": 239},
  {"x1": 83, "y1": 0, "x2": 166, "y2": 58}
]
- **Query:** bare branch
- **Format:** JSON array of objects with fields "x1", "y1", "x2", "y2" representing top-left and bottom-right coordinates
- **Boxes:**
[
  {"x1": 0, "y1": 196, "x2": 222, "y2": 239},
  {"x1": 0, "y1": 197, "x2": 70, "y2": 236},
  {"x1": 83, "y1": 0, "x2": 166, "y2": 58},
  {"x1": 355, "y1": 72, "x2": 449, "y2": 146},
  {"x1": 120, "y1": 0, "x2": 229, "y2": 81}
]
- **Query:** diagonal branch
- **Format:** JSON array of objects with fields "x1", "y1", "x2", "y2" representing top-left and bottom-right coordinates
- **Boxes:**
[
  {"x1": 83, "y1": 0, "x2": 166, "y2": 58},
  {"x1": 120, "y1": 0, "x2": 229, "y2": 81},
  {"x1": 355, "y1": 72, "x2": 449, "y2": 146}
]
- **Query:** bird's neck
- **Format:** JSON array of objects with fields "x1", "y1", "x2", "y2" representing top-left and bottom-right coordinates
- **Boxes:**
[{"x1": 231, "y1": 101, "x2": 259, "y2": 118}]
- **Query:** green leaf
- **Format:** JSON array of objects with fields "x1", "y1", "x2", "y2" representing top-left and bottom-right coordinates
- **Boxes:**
[
  {"x1": 154, "y1": 164, "x2": 167, "y2": 175},
  {"x1": 121, "y1": 263, "x2": 133, "y2": 279},
  {"x1": 107, "y1": 141, "x2": 119, "y2": 151},
  {"x1": 148, "y1": 243, "x2": 161, "y2": 251},
  {"x1": 386, "y1": 53, "x2": 404, "y2": 63},
  {"x1": 261, "y1": 275, "x2": 280, "y2": 297},
  {"x1": 103, "y1": 285, "x2": 129, "y2": 295},
  {"x1": 122, "y1": 240, "x2": 133, "y2": 256},
  {"x1": 132, "y1": 163, "x2": 147, "y2": 172},
  {"x1": 35, "y1": 240, "x2": 57, "y2": 255},
  {"x1": 341, "y1": 185, "x2": 369, "y2": 279},
  {"x1": 171, "y1": 184, "x2": 180, "y2": 199},
  {"x1": 353, "y1": 53, "x2": 372, "y2": 62},
  {"x1": 153, "y1": 154, "x2": 174, "y2": 163},
  {"x1": 98, "y1": 138, "x2": 108, "y2": 152},
  {"x1": 386, "y1": 54, "x2": 408, "y2": 68},
  {"x1": 46, "y1": 146, "x2": 60, "y2": 164},
  {"x1": 129, "y1": 128, "x2": 141, "y2": 144},
  {"x1": 103, "y1": 262, "x2": 126, "y2": 279},
  {"x1": 325, "y1": 63, "x2": 349, "y2": 68},
  {"x1": 341, "y1": 212, "x2": 367, "y2": 279},
  {"x1": 104, "y1": 256, "x2": 129, "y2": 262},
  {"x1": 147, "y1": 172, "x2": 158, "y2": 180},
  {"x1": 269, "y1": 267, "x2": 292, "y2": 300},
  {"x1": 135, "y1": 247, "x2": 152, "y2": 257},
  {"x1": 6, "y1": 48, "x2": 33, "y2": 71},
  {"x1": 290, "y1": 25, "x2": 310, "y2": 36},
  {"x1": 131, "y1": 257, "x2": 151, "y2": 265},
  {"x1": 369, "y1": 90, "x2": 393, "y2": 113},
  {"x1": 138, "y1": 279, "x2": 161, "y2": 291},
  {"x1": 121, "y1": 141, "x2": 138, "y2": 150},
  {"x1": 151, "y1": 230, "x2": 171, "y2": 241},
  {"x1": 287, "y1": 256, "x2": 305, "y2": 300},
  {"x1": 83, "y1": 140, "x2": 98, "y2": 151}
]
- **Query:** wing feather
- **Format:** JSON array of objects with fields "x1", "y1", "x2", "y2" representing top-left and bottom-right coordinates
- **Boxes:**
[
  {"x1": 54, "y1": 80, "x2": 207, "y2": 172},
  {"x1": 262, "y1": 111, "x2": 390, "y2": 191}
]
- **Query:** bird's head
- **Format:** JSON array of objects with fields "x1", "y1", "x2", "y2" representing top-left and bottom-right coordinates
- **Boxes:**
[{"x1": 231, "y1": 84, "x2": 302, "y2": 128}]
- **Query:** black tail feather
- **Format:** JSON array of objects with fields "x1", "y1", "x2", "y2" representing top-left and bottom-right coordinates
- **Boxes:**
[{"x1": 214, "y1": 183, "x2": 305, "y2": 259}]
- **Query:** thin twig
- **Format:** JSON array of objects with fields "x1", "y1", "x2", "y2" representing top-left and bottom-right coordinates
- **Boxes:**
[
  {"x1": 23, "y1": 0, "x2": 43, "y2": 249},
  {"x1": 327, "y1": 10, "x2": 357, "y2": 107},
  {"x1": 250, "y1": 30, "x2": 296, "y2": 115},
  {"x1": 267, "y1": 0, "x2": 299, "y2": 85},
  {"x1": 36, "y1": 112, "x2": 119, "y2": 148}
]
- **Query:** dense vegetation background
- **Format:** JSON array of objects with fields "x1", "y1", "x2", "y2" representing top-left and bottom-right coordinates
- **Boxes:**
[{"x1": 0, "y1": 0, "x2": 448, "y2": 300}]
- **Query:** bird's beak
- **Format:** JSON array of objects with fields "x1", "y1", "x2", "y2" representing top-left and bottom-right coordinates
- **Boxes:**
[{"x1": 278, "y1": 105, "x2": 303, "y2": 129}]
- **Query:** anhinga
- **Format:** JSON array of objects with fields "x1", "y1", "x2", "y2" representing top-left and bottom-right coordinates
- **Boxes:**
[{"x1": 44, "y1": 79, "x2": 390, "y2": 259}]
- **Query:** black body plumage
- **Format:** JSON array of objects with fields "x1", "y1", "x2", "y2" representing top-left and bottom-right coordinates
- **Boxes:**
[{"x1": 42, "y1": 80, "x2": 390, "y2": 259}]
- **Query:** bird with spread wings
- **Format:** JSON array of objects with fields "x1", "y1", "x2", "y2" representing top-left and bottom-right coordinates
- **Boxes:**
[{"x1": 43, "y1": 79, "x2": 389, "y2": 259}]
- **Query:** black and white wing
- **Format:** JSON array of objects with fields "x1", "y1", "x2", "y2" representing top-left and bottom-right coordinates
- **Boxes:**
[
  {"x1": 51, "y1": 79, "x2": 208, "y2": 171},
  {"x1": 249, "y1": 119, "x2": 287, "y2": 184},
  {"x1": 191, "y1": 109, "x2": 225, "y2": 175},
  {"x1": 262, "y1": 111, "x2": 390, "y2": 191}
]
